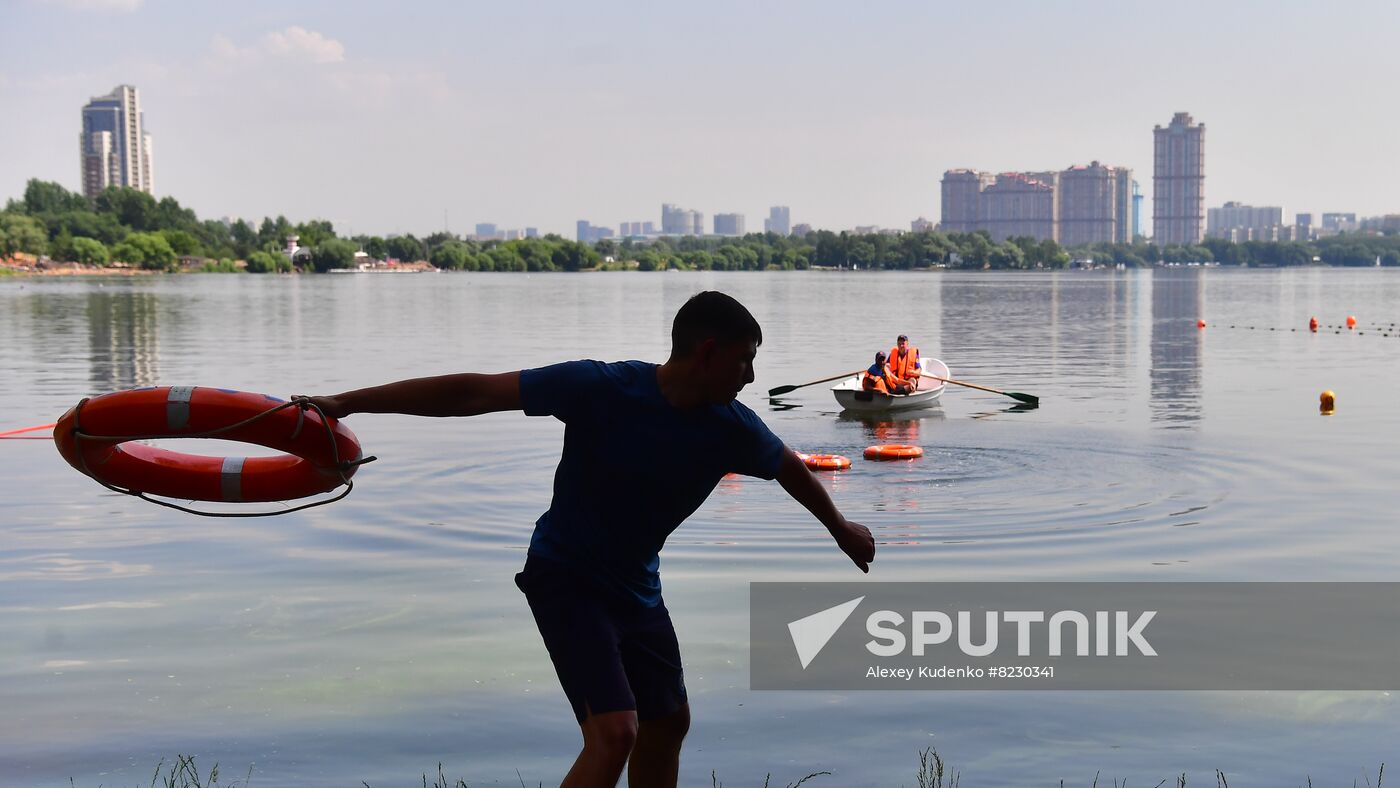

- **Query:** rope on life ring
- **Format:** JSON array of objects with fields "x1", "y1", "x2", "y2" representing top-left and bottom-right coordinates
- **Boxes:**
[
  {"x1": 53, "y1": 387, "x2": 376, "y2": 517},
  {"x1": 863, "y1": 444, "x2": 923, "y2": 461}
]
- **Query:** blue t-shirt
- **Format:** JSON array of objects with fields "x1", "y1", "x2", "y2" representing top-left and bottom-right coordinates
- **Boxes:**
[{"x1": 519, "y1": 360, "x2": 786, "y2": 607}]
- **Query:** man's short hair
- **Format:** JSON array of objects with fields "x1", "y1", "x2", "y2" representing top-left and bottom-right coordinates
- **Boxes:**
[
  {"x1": 671, "y1": 291, "x2": 763, "y2": 357},
  {"x1": 897, "y1": 334, "x2": 908, "y2": 342},
  {"x1": 875, "y1": 351, "x2": 887, "y2": 361}
]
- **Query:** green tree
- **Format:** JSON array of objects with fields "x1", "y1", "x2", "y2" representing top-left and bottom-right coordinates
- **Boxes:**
[
  {"x1": 230, "y1": 220, "x2": 257, "y2": 258},
  {"x1": 160, "y1": 229, "x2": 202, "y2": 256},
  {"x1": 295, "y1": 219, "x2": 336, "y2": 247},
  {"x1": 386, "y1": 234, "x2": 425, "y2": 262},
  {"x1": 364, "y1": 236, "x2": 388, "y2": 260},
  {"x1": 112, "y1": 231, "x2": 176, "y2": 270},
  {"x1": 95, "y1": 187, "x2": 159, "y2": 231},
  {"x1": 21, "y1": 179, "x2": 88, "y2": 215},
  {"x1": 50, "y1": 210, "x2": 128, "y2": 246},
  {"x1": 0, "y1": 213, "x2": 49, "y2": 256},
  {"x1": 153, "y1": 196, "x2": 199, "y2": 232},
  {"x1": 69, "y1": 237, "x2": 109, "y2": 265},
  {"x1": 311, "y1": 239, "x2": 357, "y2": 272},
  {"x1": 429, "y1": 241, "x2": 470, "y2": 270},
  {"x1": 244, "y1": 250, "x2": 289, "y2": 273}
]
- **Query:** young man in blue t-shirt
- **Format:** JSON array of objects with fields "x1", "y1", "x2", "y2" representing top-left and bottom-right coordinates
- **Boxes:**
[{"x1": 298, "y1": 291, "x2": 876, "y2": 788}]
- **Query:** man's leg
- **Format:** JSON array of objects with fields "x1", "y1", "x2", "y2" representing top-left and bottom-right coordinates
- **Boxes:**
[
  {"x1": 561, "y1": 709, "x2": 639, "y2": 788},
  {"x1": 627, "y1": 703, "x2": 690, "y2": 788}
]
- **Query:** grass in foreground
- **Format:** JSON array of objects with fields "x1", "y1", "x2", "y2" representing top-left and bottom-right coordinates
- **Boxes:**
[{"x1": 72, "y1": 750, "x2": 1387, "y2": 788}]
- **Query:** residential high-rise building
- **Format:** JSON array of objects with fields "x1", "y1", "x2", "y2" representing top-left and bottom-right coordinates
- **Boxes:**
[
  {"x1": 940, "y1": 169, "x2": 993, "y2": 233},
  {"x1": 764, "y1": 206, "x2": 791, "y2": 235},
  {"x1": 525, "y1": 227, "x2": 539, "y2": 239},
  {"x1": 475, "y1": 223, "x2": 499, "y2": 240},
  {"x1": 1131, "y1": 180, "x2": 1144, "y2": 240},
  {"x1": 80, "y1": 84, "x2": 154, "y2": 199},
  {"x1": 714, "y1": 213, "x2": 745, "y2": 236},
  {"x1": 1059, "y1": 162, "x2": 1117, "y2": 246},
  {"x1": 944, "y1": 165, "x2": 1134, "y2": 245},
  {"x1": 1153, "y1": 112, "x2": 1206, "y2": 245},
  {"x1": 661, "y1": 204, "x2": 704, "y2": 236},
  {"x1": 1114, "y1": 169, "x2": 1137, "y2": 244},
  {"x1": 1058, "y1": 162, "x2": 1137, "y2": 246},
  {"x1": 1206, "y1": 202, "x2": 1284, "y2": 240},
  {"x1": 980, "y1": 172, "x2": 1057, "y2": 242}
]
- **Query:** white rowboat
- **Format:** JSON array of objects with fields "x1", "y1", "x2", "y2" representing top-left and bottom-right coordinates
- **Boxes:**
[{"x1": 831, "y1": 358, "x2": 950, "y2": 413}]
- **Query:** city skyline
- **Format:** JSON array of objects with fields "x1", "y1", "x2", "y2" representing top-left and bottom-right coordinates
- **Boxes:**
[{"x1": 4, "y1": 1, "x2": 1399, "y2": 237}]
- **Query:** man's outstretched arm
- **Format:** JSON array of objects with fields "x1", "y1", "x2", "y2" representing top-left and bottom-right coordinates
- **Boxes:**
[
  {"x1": 775, "y1": 447, "x2": 876, "y2": 573},
  {"x1": 294, "y1": 371, "x2": 522, "y2": 419}
]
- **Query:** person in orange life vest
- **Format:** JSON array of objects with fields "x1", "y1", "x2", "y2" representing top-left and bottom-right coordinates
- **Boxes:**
[
  {"x1": 862, "y1": 351, "x2": 913, "y2": 395},
  {"x1": 887, "y1": 334, "x2": 921, "y2": 391}
]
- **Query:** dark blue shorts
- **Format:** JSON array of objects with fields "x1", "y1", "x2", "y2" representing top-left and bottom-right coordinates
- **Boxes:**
[{"x1": 515, "y1": 554, "x2": 688, "y2": 724}]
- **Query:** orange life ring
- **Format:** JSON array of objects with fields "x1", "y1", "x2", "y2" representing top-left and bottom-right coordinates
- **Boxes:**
[
  {"x1": 53, "y1": 387, "x2": 363, "y2": 503},
  {"x1": 802, "y1": 453, "x2": 851, "y2": 471},
  {"x1": 863, "y1": 444, "x2": 923, "y2": 461}
]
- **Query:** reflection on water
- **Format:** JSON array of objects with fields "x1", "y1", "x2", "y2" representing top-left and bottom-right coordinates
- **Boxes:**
[
  {"x1": 86, "y1": 289, "x2": 161, "y2": 390},
  {"x1": 3, "y1": 271, "x2": 1400, "y2": 787},
  {"x1": 1150, "y1": 270, "x2": 1204, "y2": 427}
]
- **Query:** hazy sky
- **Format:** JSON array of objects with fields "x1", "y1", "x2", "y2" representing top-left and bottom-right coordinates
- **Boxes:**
[{"x1": 3, "y1": 0, "x2": 1397, "y2": 238}]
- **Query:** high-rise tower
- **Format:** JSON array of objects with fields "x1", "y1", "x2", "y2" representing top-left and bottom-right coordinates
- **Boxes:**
[
  {"x1": 1152, "y1": 112, "x2": 1205, "y2": 245},
  {"x1": 81, "y1": 85, "x2": 154, "y2": 199}
]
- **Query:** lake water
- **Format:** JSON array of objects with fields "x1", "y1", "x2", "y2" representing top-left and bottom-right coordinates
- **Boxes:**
[{"x1": 2, "y1": 269, "x2": 1398, "y2": 787}]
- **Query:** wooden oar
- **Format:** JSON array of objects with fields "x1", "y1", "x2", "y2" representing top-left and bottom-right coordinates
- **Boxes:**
[
  {"x1": 768, "y1": 370, "x2": 863, "y2": 397},
  {"x1": 924, "y1": 374, "x2": 1039, "y2": 406}
]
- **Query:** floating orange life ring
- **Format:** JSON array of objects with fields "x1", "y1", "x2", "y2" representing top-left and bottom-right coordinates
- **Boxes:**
[
  {"x1": 802, "y1": 453, "x2": 851, "y2": 471},
  {"x1": 53, "y1": 387, "x2": 363, "y2": 503},
  {"x1": 863, "y1": 444, "x2": 923, "y2": 461}
]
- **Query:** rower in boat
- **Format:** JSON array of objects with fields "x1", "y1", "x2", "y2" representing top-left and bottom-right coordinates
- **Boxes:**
[
  {"x1": 887, "y1": 334, "x2": 921, "y2": 390},
  {"x1": 862, "y1": 351, "x2": 914, "y2": 395}
]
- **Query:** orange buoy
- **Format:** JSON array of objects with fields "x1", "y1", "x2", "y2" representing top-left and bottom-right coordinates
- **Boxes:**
[
  {"x1": 1197, "y1": 319, "x2": 1206, "y2": 329},
  {"x1": 1320, "y1": 390, "x2": 1336, "y2": 415},
  {"x1": 1346, "y1": 315, "x2": 1357, "y2": 329},
  {"x1": 1309, "y1": 317, "x2": 1319, "y2": 332},
  {"x1": 863, "y1": 444, "x2": 923, "y2": 461},
  {"x1": 803, "y1": 454, "x2": 851, "y2": 471},
  {"x1": 53, "y1": 387, "x2": 363, "y2": 503}
]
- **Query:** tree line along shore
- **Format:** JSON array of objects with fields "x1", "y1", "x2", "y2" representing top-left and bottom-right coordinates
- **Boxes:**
[{"x1": 4, "y1": 179, "x2": 1400, "y2": 275}]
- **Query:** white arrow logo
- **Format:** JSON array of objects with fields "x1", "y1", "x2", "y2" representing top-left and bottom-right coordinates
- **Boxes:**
[{"x1": 787, "y1": 596, "x2": 864, "y2": 669}]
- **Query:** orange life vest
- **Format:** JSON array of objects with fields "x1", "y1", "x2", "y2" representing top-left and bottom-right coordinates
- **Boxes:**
[
  {"x1": 862, "y1": 365, "x2": 894, "y2": 395},
  {"x1": 888, "y1": 346, "x2": 920, "y2": 379}
]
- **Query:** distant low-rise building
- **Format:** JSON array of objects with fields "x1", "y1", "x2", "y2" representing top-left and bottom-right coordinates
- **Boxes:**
[
  {"x1": 911, "y1": 217, "x2": 935, "y2": 233},
  {"x1": 1320, "y1": 213, "x2": 1358, "y2": 235},
  {"x1": 791, "y1": 223, "x2": 813, "y2": 238},
  {"x1": 576, "y1": 220, "x2": 614, "y2": 243},
  {"x1": 764, "y1": 206, "x2": 791, "y2": 235},
  {"x1": 714, "y1": 213, "x2": 746, "y2": 236},
  {"x1": 661, "y1": 204, "x2": 704, "y2": 236},
  {"x1": 1207, "y1": 202, "x2": 1285, "y2": 240}
]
